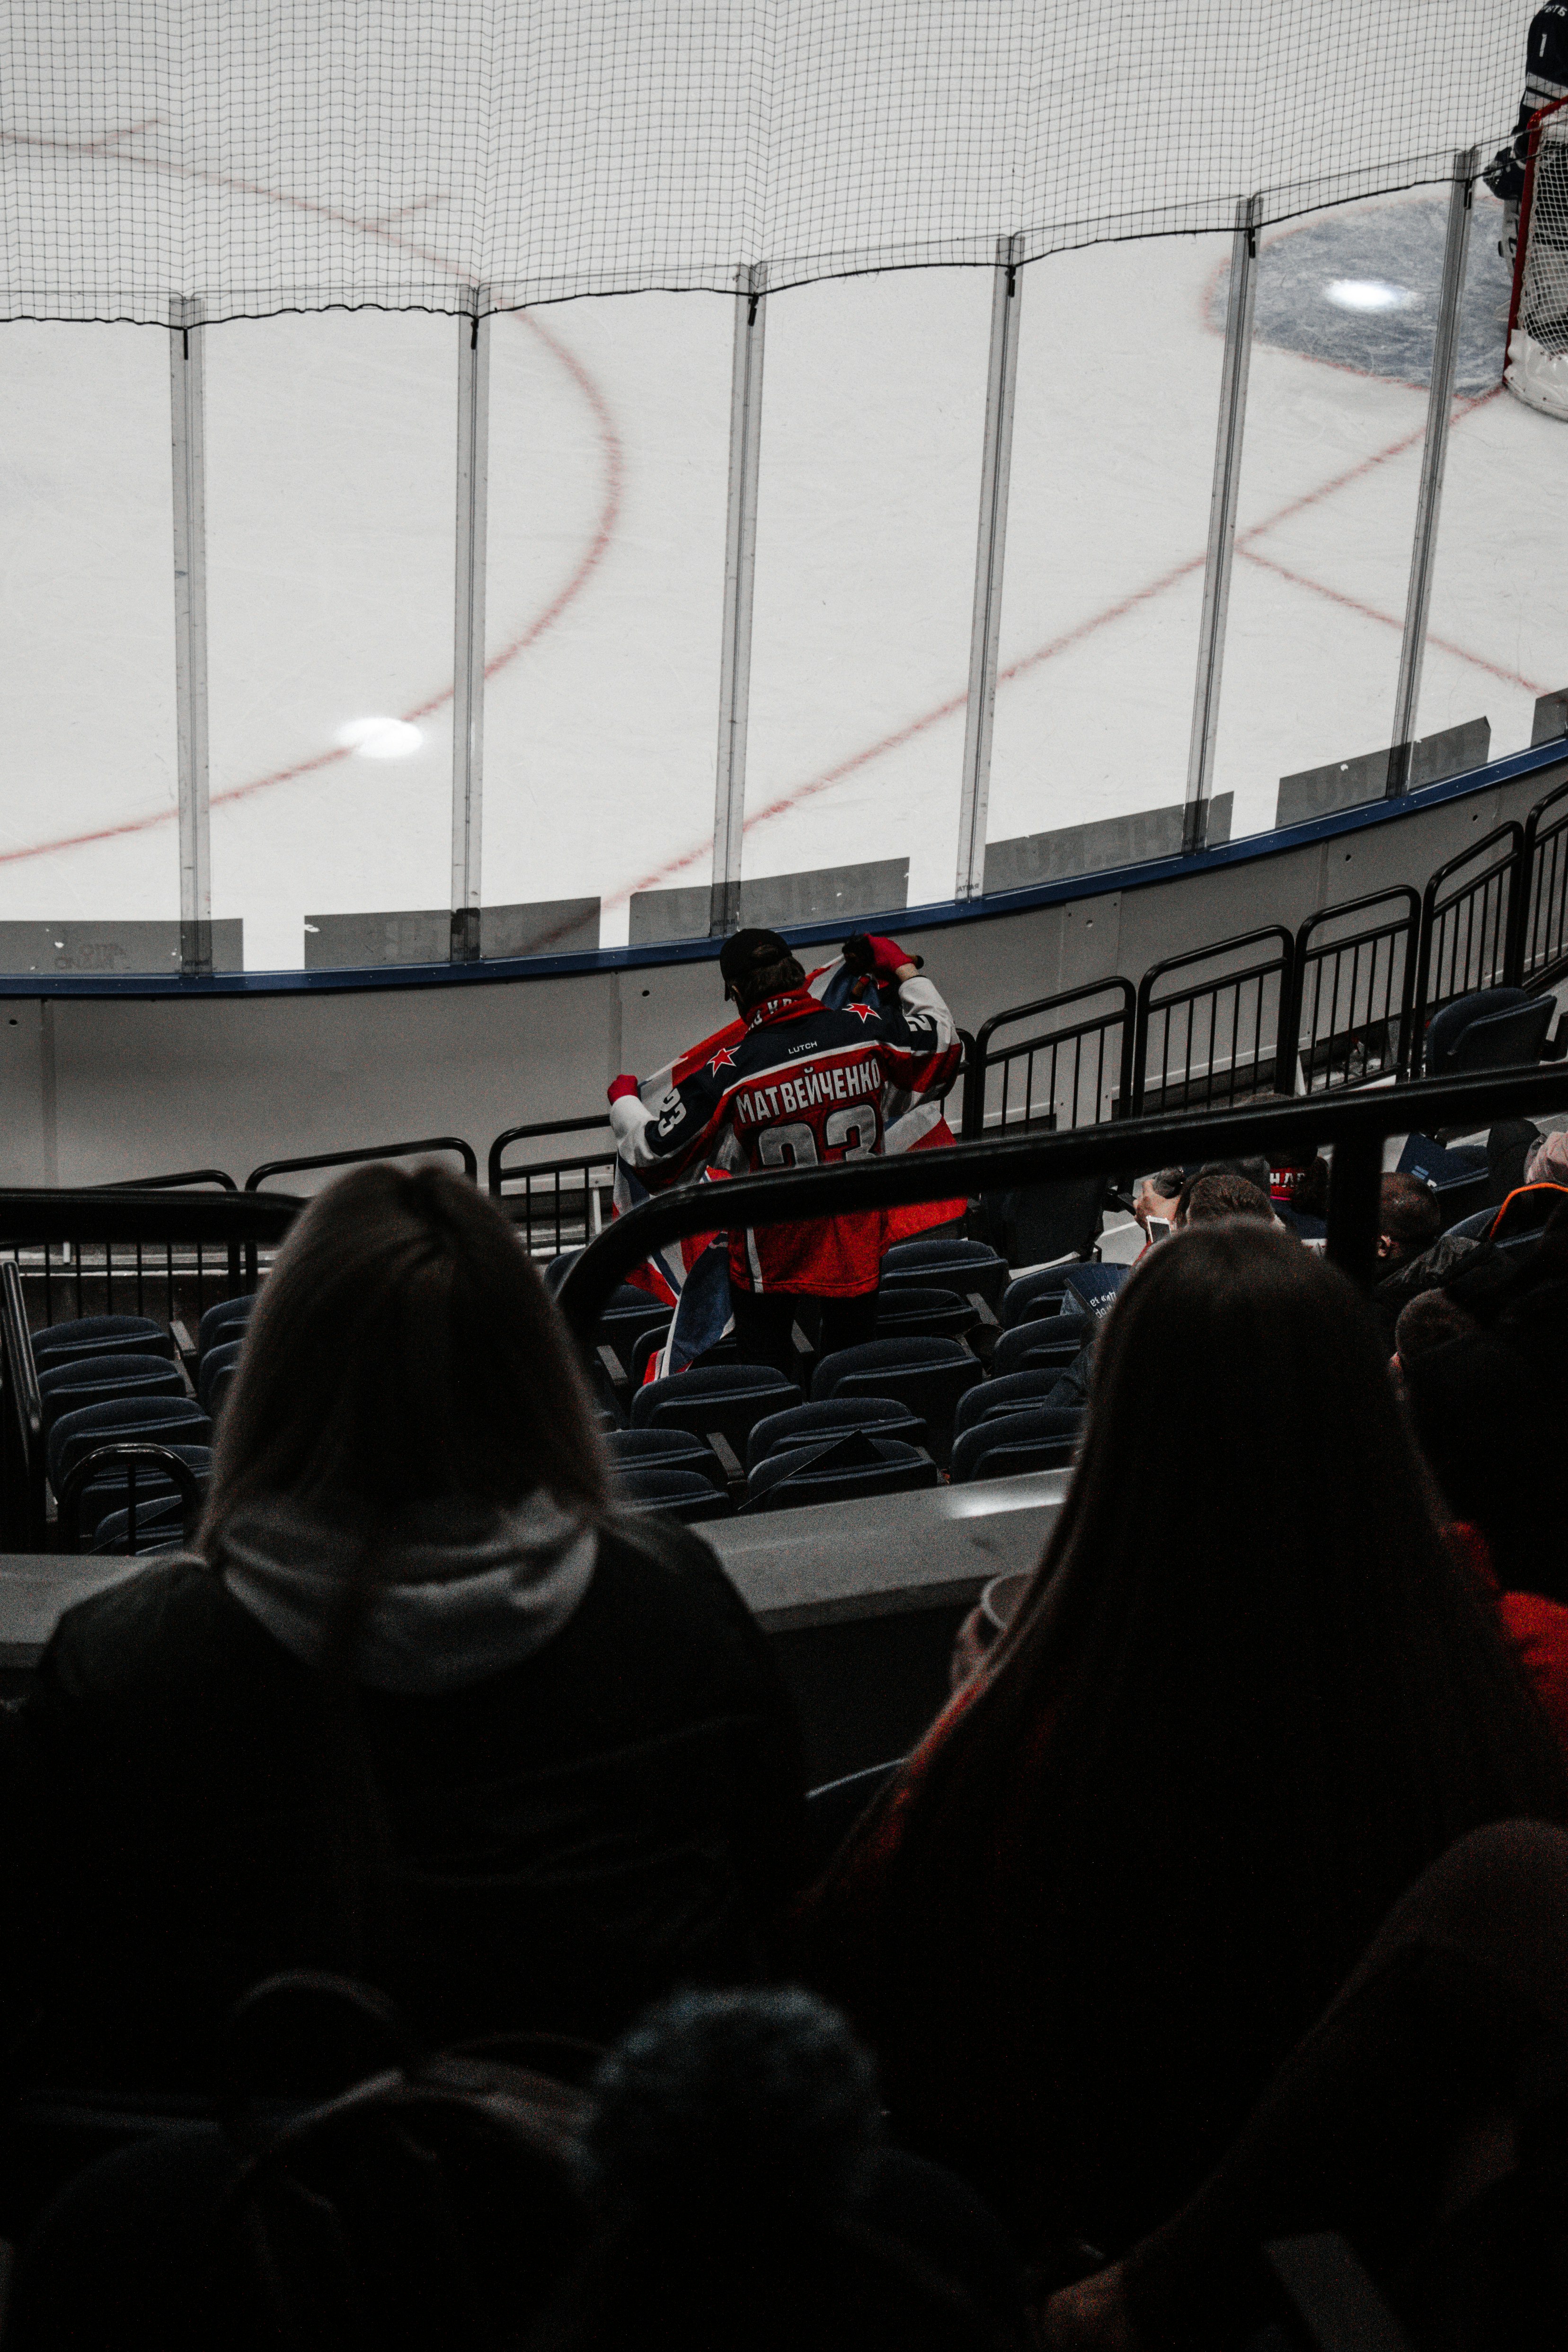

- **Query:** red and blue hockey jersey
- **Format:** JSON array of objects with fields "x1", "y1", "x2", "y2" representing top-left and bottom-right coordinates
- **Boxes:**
[{"x1": 609, "y1": 966, "x2": 961, "y2": 1297}]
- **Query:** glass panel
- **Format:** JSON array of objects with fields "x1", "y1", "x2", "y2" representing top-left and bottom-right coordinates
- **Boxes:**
[
  {"x1": 205, "y1": 311, "x2": 454, "y2": 973},
  {"x1": 743, "y1": 269, "x2": 991, "y2": 918},
  {"x1": 1422, "y1": 180, "x2": 1564, "y2": 767},
  {"x1": 0, "y1": 323, "x2": 177, "y2": 932},
  {"x1": 1213, "y1": 189, "x2": 1467, "y2": 841},
  {"x1": 483, "y1": 292, "x2": 732, "y2": 952},
  {"x1": 987, "y1": 237, "x2": 1226, "y2": 881}
]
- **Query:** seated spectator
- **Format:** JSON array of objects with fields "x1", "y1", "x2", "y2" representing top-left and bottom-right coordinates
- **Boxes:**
[
  {"x1": 1377, "y1": 1171, "x2": 1443, "y2": 1269},
  {"x1": 1391, "y1": 1285, "x2": 1480, "y2": 1371},
  {"x1": 0, "y1": 1165, "x2": 804, "y2": 2088},
  {"x1": 1042, "y1": 1822, "x2": 1568, "y2": 2349},
  {"x1": 793, "y1": 1224, "x2": 1568, "y2": 2259},
  {"x1": 1173, "y1": 1170, "x2": 1276, "y2": 1227},
  {"x1": 543, "y1": 1987, "x2": 1028, "y2": 2351},
  {"x1": 1525, "y1": 1124, "x2": 1568, "y2": 1187}
]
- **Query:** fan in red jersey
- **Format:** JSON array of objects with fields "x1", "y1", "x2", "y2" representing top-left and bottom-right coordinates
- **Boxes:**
[{"x1": 608, "y1": 928, "x2": 961, "y2": 1379}]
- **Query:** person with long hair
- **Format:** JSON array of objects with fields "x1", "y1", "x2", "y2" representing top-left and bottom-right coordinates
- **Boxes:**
[
  {"x1": 793, "y1": 1221, "x2": 1568, "y2": 2259},
  {"x1": 0, "y1": 1165, "x2": 804, "y2": 2088}
]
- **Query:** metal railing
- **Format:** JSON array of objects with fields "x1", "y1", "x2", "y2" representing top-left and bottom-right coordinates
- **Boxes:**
[
  {"x1": 1290, "y1": 887, "x2": 1420, "y2": 1094},
  {"x1": 961, "y1": 981, "x2": 1134, "y2": 1138},
  {"x1": 0, "y1": 1189, "x2": 299, "y2": 1553},
  {"x1": 1411, "y1": 822, "x2": 1525, "y2": 1068},
  {"x1": 487, "y1": 1115, "x2": 618, "y2": 1262},
  {"x1": 558, "y1": 1061, "x2": 1568, "y2": 1341},
  {"x1": 1520, "y1": 776, "x2": 1568, "y2": 991},
  {"x1": 245, "y1": 1135, "x2": 478, "y2": 1191},
  {"x1": 1132, "y1": 926, "x2": 1295, "y2": 1114}
]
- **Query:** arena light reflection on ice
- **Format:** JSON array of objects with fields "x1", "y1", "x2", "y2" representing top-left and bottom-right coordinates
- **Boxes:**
[
  {"x1": 1324, "y1": 278, "x2": 1417, "y2": 312},
  {"x1": 334, "y1": 716, "x2": 423, "y2": 760}
]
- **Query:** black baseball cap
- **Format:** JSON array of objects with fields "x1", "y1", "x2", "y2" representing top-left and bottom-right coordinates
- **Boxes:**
[{"x1": 718, "y1": 928, "x2": 793, "y2": 988}]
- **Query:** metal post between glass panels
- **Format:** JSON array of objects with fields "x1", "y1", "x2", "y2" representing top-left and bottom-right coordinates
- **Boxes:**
[
  {"x1": 451, "y1": 292, "x2": 491, "y2": 963},
  {"x1": 1184, "y1": 195, "x2": 1261, "y2": 858},
  {"x1": 1388, "y1": 151, "x2": 1478, "y2": 797},
  {"x1": 169, "y1": 295, "x2": 212, "y2": 978},
  {"x1": 711, "y1": 263, "x2": 767, "y2": 939},
  {"x1": 955, "y1": 232, "x2": 1025, "y2": 903}
]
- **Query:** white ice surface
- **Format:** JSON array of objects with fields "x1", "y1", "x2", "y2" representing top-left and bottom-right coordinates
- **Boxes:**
[{"x1": 0, "y1": 186, "x2": 1563, "y2": 968}]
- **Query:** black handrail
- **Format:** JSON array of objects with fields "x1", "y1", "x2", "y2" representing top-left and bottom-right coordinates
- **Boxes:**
[
  {"x1": 55, "y1": 1441, "x2": 204, "y2": 1555},
  {"x1": 963, "y1": 981, "x2": 1135, "y2": 1139},
  {"x1": 1412, "y1": 821, "x2": 1526, "y2": 1068},
  {"x1": 556, "y1": 1062, "x2": 1568, "y2": 1343},
  {"x1": 1133, "y1": 925, "x2": 1296, "y2": 1111},
  {"x1": 246, "y1": 1136, "x2": 478, "y2": 1191},
  {"x1": 487, "y1": 1115, "x2": 612, "y2": 1199},
  {"x1": 0, "y1": 1261, "x2": 46, "y2": 1550},
  {"x1": 1521, "y1": 774, "x2": 1568, "y2": 990},
  {"x1": 0, "y1": 1189, "x2": 301, "y2": 1245},
  {"x1": 97, "y1": 1169, "x2": 240, "y2": 1193},
  {"x1": 1290, "y1": 886, "x2": 1421, "y2": 1092}
]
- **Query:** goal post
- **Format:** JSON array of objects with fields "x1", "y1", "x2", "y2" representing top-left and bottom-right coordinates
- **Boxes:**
[{"x1": 1506, "y1": 93, "x2": 1568, "y2": 420}]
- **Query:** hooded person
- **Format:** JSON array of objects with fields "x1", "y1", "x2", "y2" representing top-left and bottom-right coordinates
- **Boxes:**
[
  {"x1": 606, "y1": 930, "x2": 961, "y2": 1381},
  {"x1": 0, "y1": 1164, "x2": 805, "y2": 2090}
]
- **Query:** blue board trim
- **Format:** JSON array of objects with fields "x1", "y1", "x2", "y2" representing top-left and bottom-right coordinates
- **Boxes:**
[{"x1": 5, "y1": 734, "x2": 1564, "y2": 999}]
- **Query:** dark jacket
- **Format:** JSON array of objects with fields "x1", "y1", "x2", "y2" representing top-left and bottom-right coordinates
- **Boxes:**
[{"x1": 0, "y1": 1513, "x2": 804, "y2": 2088}]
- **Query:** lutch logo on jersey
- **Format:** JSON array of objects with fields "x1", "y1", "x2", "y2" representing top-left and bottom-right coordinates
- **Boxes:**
[{"x1": 733, "y1": 1054, "x2": 882, "y2": 1128}]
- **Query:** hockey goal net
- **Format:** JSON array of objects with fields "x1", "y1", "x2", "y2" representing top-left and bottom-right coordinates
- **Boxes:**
[{"x1": 1507, "y1": 93, "x2": 1568, "y2": 419}]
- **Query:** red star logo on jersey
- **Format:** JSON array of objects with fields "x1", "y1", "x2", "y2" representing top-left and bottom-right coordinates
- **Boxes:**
[
  {"x1": 848, "y1": 1000, "x2": 878, "y2": 1023},
  {"x1": 708, "y1": 1046, "x2": 738, "y2": 1073}
]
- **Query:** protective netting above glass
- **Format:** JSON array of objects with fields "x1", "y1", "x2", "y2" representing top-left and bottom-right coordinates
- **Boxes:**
[{"x1": 1, "y1": 2, "x2": 1528, "y2": 324}]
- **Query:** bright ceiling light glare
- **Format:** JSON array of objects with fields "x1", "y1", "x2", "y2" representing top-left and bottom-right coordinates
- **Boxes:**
[
  {"x1": 1324, "y1": 278, "x2": 1417, "y2": 312},
  {"x1": 334, "y1": 715, "x2": 423, "y2": 760}
]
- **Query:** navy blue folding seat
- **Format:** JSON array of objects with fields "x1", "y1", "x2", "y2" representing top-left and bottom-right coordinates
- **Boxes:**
[
  {"x1": 741, "y1": 1431, "x2": 939, "y2": 1514},
  {"x1": 951, "y1": 1407, "x2": 1080, "y2": 1484},
  {"x1": 198, "y1": 1294, "x2": 259, "y2": 1360},
  {"x1": 631, "y1": 1363, "x2": 801, "y2": 1469},
  {"x1": 38, "y1": 1354, "x2": 184, "y2": 1434},
  {"x1": 1424, "y1": 987, "x2": 1554, "y2": 1076},
  {"x1": 88, "y1": 1492, "x2": 191, "y2": 1556},
  {"x1": 73, "y1": 1446, "x2": 212, "y2": 1546},
  {"x1": 811, "y1": 1337, "x2": 981, "y2": 1468},
  {"x1": 197, "y1": 1337, "x2": 245, "y2": 1415},
  {"x1": 745, "y1": 1397, "x2": 925, "y2": 1477},
  {"x1": 999, "y1": 1266, "x2": 1085, "y2": 1329},
  {"x1": 541, "y1": 1249, "x2": 582, "y2": 1299},
  {"x1": 991, "y1": 1314, "x2": 1092, "y2": 1379},
  {"x1": 1397, "y1": 1135, "x2": 1491, "y2": 1231},
  {"x1": 954, "y1": 1375, "x2": 1083, "y2": 1441},
  {"x1": 873, "y1": 1285, "x2": 978, "y2": 1344},
  {"x1": 606, "y1": 1427, "x2": 727, "y2": 1490},
  {"x1": 48, "y1": 1396, "x2": 213, "y2": 1496},
  {"x1": 30, "y1": 1315, "x2": 172, "y2": 1374},
  {"x1": 879, "y1": 1237, "x2": 1008, "y2": 1316},
  {"x1": 616, "y1": 1466, "x2": 735, "y2": 1524},
  {"x1": 596, "y1": 1284, "x2": 673, "y2": 1377}
]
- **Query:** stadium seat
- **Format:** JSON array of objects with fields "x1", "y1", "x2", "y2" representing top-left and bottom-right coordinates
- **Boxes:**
[
  {"x1": 47, "y1": 1396, "x2": 213, "y2": 1495},
  {"x1": 744, "y1": 1397, "x2": 926, "y2": 1476},
  {"x1": 991, "y1": 1316, "x2": 1092, "y2": 1379},
  {"x1": 1397, "y1": 1135, "x2": 1492, "y2": 1230},
  {"x1": 596, "y1": 1283, "x2": 673, "y2": 1375},
  {"x1": 954, "y1": 1377, "x2": 1084, "y2": 1441},
  {"x1": 29, "y1": 1315, "x2": 172, "y2": 1373},
  {"x1": 88, "y1": 1492, "x2": 190, "y2": 1556},
  {"x1": 37, "y1": 1353, "x2": 185, "y2": 1434},
  {"x1": 999, "y1": 1266, "x2": 1089, "y2": 1329},
  {"x1": 73, "y1": 1446, "x2": 212, "y2": 1545},
  {"x1": 1424, "y1": 987, "x2": 1555, "y2": 1077},
  {"x1": 197, "y1": 1337, "x2": 244, "y2": 1415},
  {"x1": 541, "y1": 1249, "x2": 582, "y2": 1298},
  {"x1": 811, "y1": 1337, "x2": 982, "y2": 1468},
  {"x1": 740, "y1": 1431, "x2": 939, "y2": 1513},
  {"x1": 606, "y1": 1427, "x2": 728, "y2": 1490},
  {"x1": 879, "y1": 1237, "x2": 1008, "y2": 1316},
  {"x1": 615, "y1": 1465, "x2": 735, "y2": 1523},
  {"x1": 198, "y1": 1294, "x2": 259, "y2": 1360},
  {"x1": 630, "y1": 1363, "x2": 802, "y2": 1472},
  {"x1": 951, "y1": 1407, "x2": 1081, "y2": 1484},
  {"x1": 873, "y1": 1284, "x2": 979, "y2": 1343}
]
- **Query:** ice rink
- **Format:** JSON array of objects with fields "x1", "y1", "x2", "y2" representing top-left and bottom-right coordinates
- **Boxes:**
[{"x1": 2, "y1": 175, "x2": 1564, "y2": 970}]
